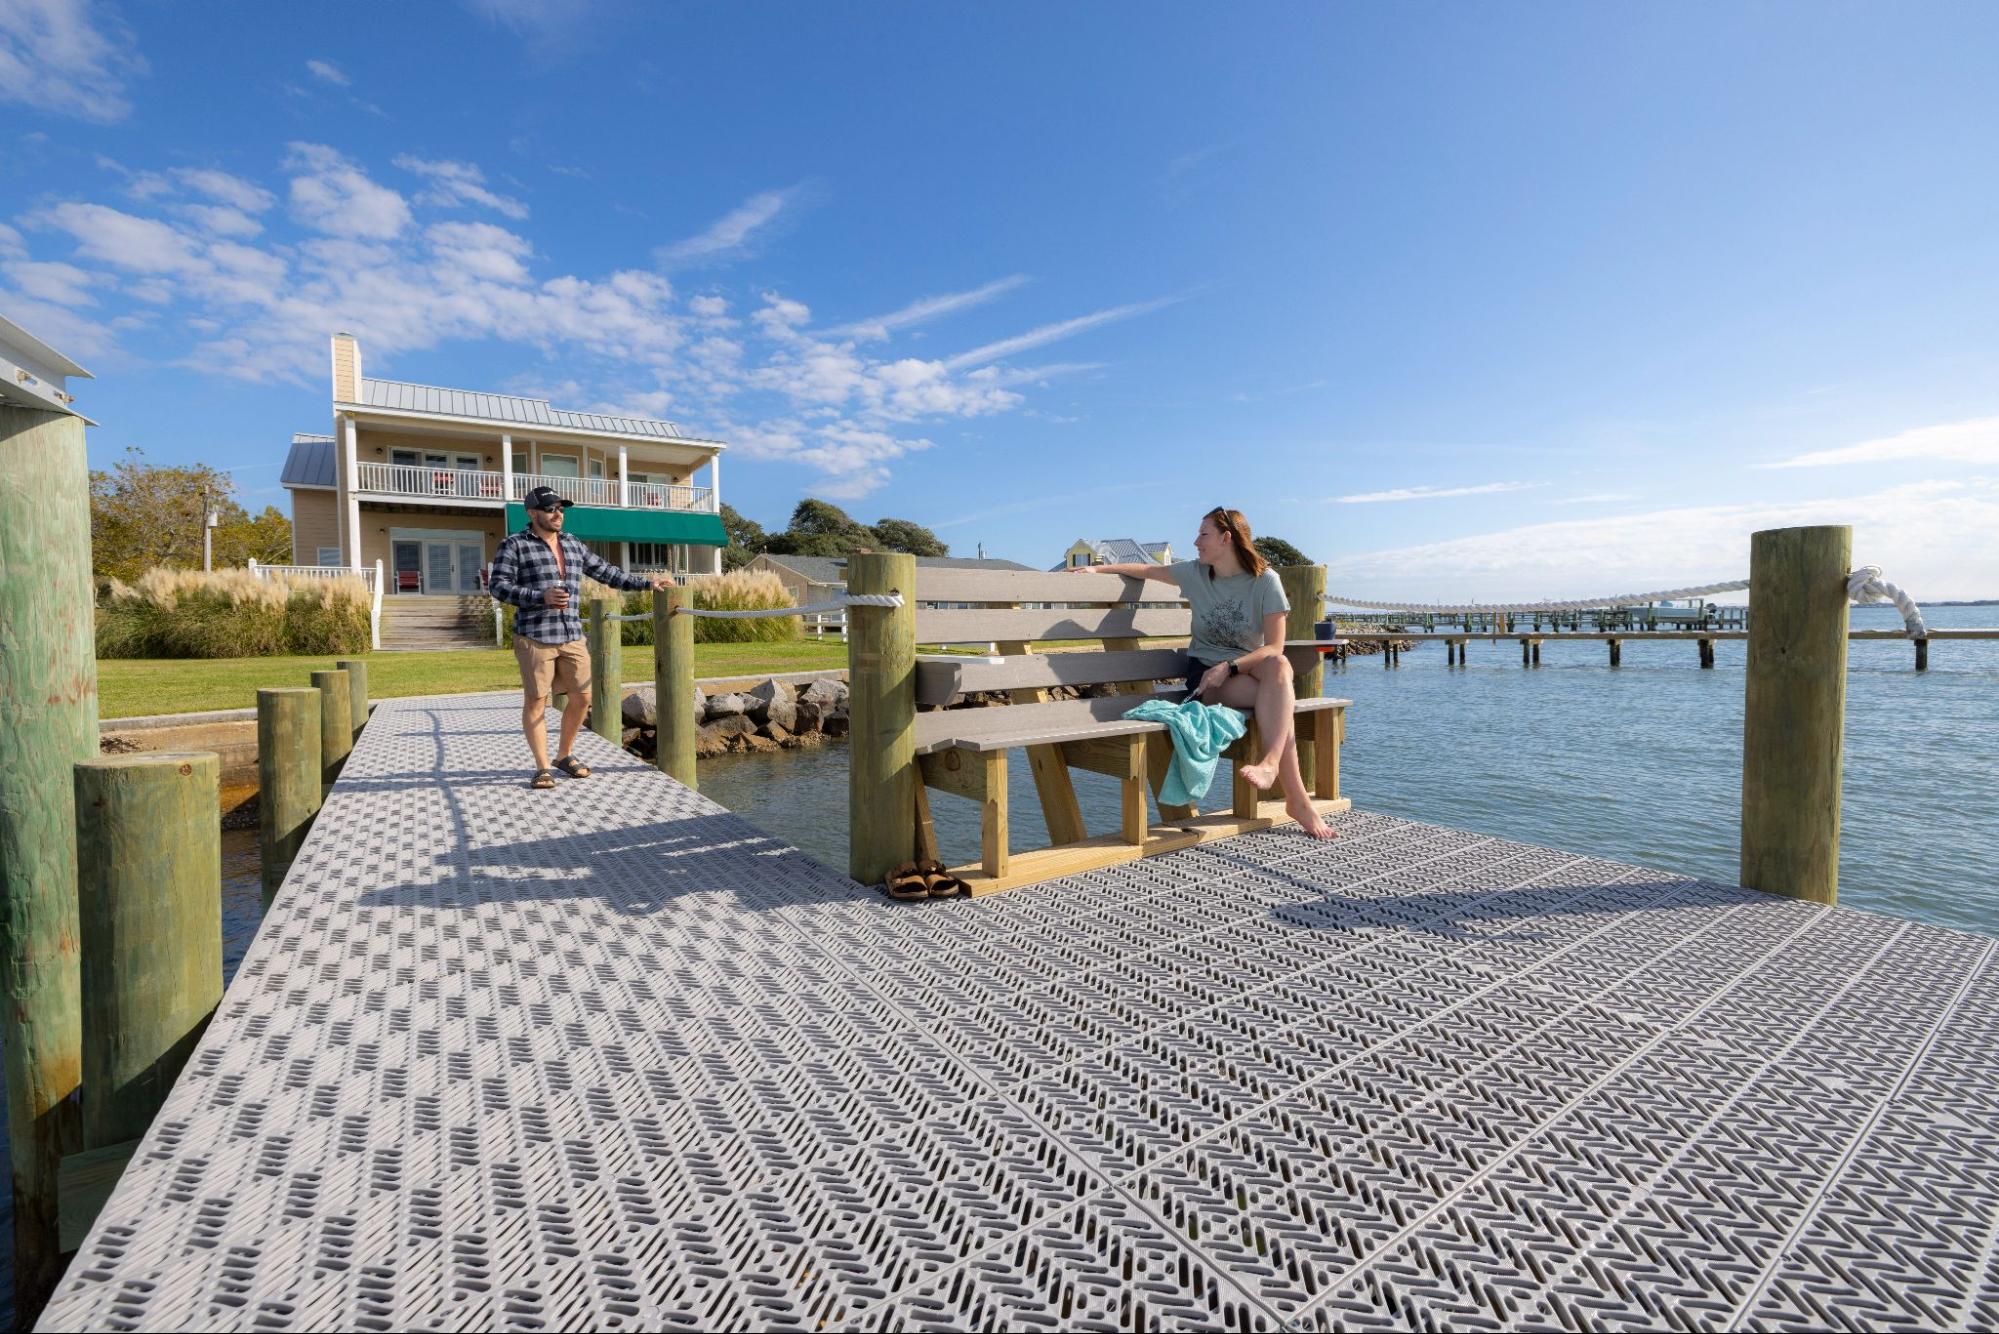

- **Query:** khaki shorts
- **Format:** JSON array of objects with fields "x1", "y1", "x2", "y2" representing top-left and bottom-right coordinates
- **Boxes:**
[{"x1": 514, "y1": 636, "x2": 591, "y2": 701}]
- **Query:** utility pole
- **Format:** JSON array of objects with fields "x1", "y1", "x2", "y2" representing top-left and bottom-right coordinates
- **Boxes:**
[{"x1": 201, "y1": 488, "x2": 215, "y2": 572}]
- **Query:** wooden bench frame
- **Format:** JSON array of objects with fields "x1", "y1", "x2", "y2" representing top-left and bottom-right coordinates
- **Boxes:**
[{"x1": 845, "y1": 561, "x2": 1351, "y2": 896}]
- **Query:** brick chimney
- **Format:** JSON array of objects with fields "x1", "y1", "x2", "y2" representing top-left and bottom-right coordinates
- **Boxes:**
[{"x1": 330, "y1": 332, "x2": 361, "y2": 402}]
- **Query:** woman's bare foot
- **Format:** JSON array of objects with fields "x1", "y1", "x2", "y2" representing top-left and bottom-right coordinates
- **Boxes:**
[
  {"x1": 1239, "y1": 757, "x2": 1280, "y2": 791},
  {"x1": 1286, "y1": 797, "x2": 1339, "y2": 840}
]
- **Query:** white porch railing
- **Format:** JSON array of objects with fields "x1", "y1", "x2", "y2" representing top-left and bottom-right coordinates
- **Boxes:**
[
  {"x1": 248, "y1": 559, "x2": 385, "y2": 649},
  {"x1": 351, "y1": 461, "x2": 719, "y2": 512}
]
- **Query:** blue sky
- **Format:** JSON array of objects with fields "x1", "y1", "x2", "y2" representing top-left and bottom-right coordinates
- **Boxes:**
[{"x1": 5, "y1": 0, "x2": 1999, "y2": 597}]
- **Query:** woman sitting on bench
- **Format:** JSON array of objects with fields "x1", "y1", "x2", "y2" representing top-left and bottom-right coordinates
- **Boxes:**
[{"x1": 1072, "y1": 506, "x2": 1337, "y2": 841}]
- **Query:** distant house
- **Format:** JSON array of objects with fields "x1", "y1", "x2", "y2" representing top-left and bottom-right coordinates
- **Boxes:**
[
  {"x1": 281, "y1": 332, "x2": 728, "y2": 595},
  {"x1": 1056, "y1": 538, "x2": 1173, "y2": 571}
]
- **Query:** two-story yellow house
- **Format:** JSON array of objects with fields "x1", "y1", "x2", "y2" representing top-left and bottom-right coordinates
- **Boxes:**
[{"x1": 282, "y1": 333, "x2": 727, "y2": 597}]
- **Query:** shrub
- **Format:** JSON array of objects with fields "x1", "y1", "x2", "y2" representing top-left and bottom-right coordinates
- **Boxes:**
[
  {"x1": 96, "y1": 568, "x2": 372, "y2": 658},
  {"x1": 584, "y1": 570, "x2": 800, "y2": 646}
]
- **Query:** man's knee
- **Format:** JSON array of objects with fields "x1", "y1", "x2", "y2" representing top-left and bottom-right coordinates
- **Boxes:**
[
  {"x1": 524, "y1": 693, "x2": 549, "y2": 716},
  {"x1": 561, "y1": 685, "x2": 591, "y2": 711}
]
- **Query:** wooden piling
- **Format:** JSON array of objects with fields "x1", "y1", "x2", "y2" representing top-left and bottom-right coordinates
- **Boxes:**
[
  {"x1": 1741, "y1": 524, "x2": 1850, "y2": 903},
  {"x1": 1531, "y1": 640, "x2": 1542, "y2": 666},
  {"x1": 1278, "y1": 566, "x2": 1325, "y2": 781},
  {"x1": 309, "y1": 669, "x2": 352, "y2": 793},
  {"x1": 0, "y1": 402, "x2": 95, "y2": 1318},
  {"x1": 847, "y1": 553, "x2": 916, "y2": 888},
  {"x1": 1915, "y1": 638, "x2": 1929, "y2": 671},
  {"x1": 1609, "y1": 639, "x2": 1621, "y2": 667},
  {"x1": 652, "y1": 586, "x2": 696, "y2": 787},
  {"x1": 1521, "y1": 638, "x2": 1531, "y2": 667},
  {"x1": 1699, "y1": 638, "x2": 1715, "y2": 669},
  {"x1": 257, "y1": 688, "x2": 322, "y2": 911},
  {"x1": 334, "y1": 658, "x2": 368, "y2": 739},
  {"x1": 73, "y1": 754, "x2": 222, "y2": 1150},
  {"x1": 587, "y1": 598, "x2": 622, "y2": 745}
]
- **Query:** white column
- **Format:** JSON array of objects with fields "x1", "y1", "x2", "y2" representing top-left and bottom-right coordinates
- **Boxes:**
[
  {"x1": 708, "y1": 450, "x2": 721, "y2": 511},
  {"x1": 501, "y1": 433, "x2": 514, "y2": 503},
  {"x1": 343, "y1": 415, "x2": 362, "y2": 570},
  {"x1": 618, "y1": 444, "x2": 629, "y2": 507}
]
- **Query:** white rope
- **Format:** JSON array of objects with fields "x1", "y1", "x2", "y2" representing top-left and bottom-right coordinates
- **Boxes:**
[
  {"x1": 1847, "y1": 566, "x2": 1928, "y2": 638},
  {"x1": 672, "y1": 590, "x2": 903, "y2": 620},
  {"x1": 1322, "y1": 581, "x2": 1750, "y2": 614}
]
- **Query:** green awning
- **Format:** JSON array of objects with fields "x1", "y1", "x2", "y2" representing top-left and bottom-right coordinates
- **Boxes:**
[{"x1": 506, "y1": 503, "x2": 728, "y2": 546}]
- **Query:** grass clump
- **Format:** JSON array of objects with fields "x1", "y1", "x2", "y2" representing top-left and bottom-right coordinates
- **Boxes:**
[
  {"x1": 591, "y1": 569, "x2": 799, "y2": 645},
  {"x1": 97, "y1": 568, "x2": 372, "y2": 658}
]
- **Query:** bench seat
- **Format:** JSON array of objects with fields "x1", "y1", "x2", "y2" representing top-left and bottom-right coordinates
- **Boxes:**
[{"x1": 914, "y1": 691, "x2": 1351, "y2": 754}]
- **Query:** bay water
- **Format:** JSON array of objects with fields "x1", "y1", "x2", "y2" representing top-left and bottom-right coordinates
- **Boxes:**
[{"x1": 703, "y1": 602, "x2": 1999, "y2": 938}]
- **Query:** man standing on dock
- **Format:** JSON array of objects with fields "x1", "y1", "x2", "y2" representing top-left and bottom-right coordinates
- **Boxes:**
[{"x1": 489, "y1": 485, "x2": 673, "y2": 789}]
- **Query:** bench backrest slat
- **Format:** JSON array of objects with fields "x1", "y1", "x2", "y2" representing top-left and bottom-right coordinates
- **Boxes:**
[
  {"x1": 916, "y1": 569, "x2": 1185, "y2": 606},
  {"x1": 915, "y1": 606, "x2": 1193, "y2": 645},
  {"x1": 917, "y1": 648, "x2": 1191, "y2": 707}
]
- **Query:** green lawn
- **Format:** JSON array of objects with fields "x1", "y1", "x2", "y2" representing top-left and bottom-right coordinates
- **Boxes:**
[{"x1": 98, "y1": 639, "x2": 851, "y2": 720}]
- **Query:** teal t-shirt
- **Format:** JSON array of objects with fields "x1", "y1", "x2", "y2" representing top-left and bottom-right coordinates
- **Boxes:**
[{"x1": 1168, "y1": 561, "x2": 1290, "y2": 665}]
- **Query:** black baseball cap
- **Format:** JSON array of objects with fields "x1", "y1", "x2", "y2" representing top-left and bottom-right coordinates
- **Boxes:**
[{"x1": 525, "y1": 485, "x2": 574, "y2": 512}]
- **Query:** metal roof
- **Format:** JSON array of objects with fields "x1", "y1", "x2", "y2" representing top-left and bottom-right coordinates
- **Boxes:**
[
  {"x1": 280, "y1": 435, "x2": 337, "y2": 488},
  {"x1": 352, "y1": 377, "x2": 723, "y2": 446}
]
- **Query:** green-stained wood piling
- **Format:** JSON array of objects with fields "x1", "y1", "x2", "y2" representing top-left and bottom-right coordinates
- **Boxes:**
[
  {"x1": 0, "y1": 402, "x2": 96, "y2": 1320},
  {"x1": 653, "y1": 586, "x2": 696, "y2": 787},
  {"x1": 588, "y1": 598, "x2": 622, "y2": 744},
  {"x1": 1915, "y1": 638, "x2": 1929, "y2": 671},
  {"x1": 848, "y1": 552, "x2": 916, "y2": 888},
  {"x1": 309, "y1": 669, "x2": 352, "y2": 793},
  {"x1": 335, "y1": 658, "x2": 369, "y2": 739},
  {"x1": 257, "y1": 688, "x2": 323, "y2": 911},
  {"x1": 1279, "y1": 565, "x2": 1325, "y2": 783},
  {"x1": 1741, "y1": 524, "x2": 1850, "y2": 903},
  {"x1": 73, "y1": 753, "x2": 223, "y2": 1150}
]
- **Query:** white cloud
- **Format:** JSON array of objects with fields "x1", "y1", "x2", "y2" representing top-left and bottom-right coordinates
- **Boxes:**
[
  {"x1": 687, "y1": 294, "x2": 728, "y2": 318},
  {"x1": 837, "y1": 275, "x2": 1029, "y2": 341},
  {"x1": 464, "y1": 0, "x2": 590, "y2": 36},
  {"x1": 944, "y1": 295, "x2": 1179, "y2": 370},
  {"x1": 0, "y1": 222, "x2": 26, "y2": 259},
  {"x1": 425, "y1": 221, "x2": 533, "y2": 284},
  {"x1": 174, "y1": 168, "x2": 275, "y2": 213},
  {"x1": 1335, "y1": 481, "x2": 1540, "y2": 504},
  {"x1": 36, "y1": 202, "x2": 207, "y2": 274},
  {"x1": 285, "y1": 143, "x2": 411, "y2": 239},
  {"x1": 1760, "y1": 415, "x2": 1999, "y2": 470},
  {"x1": 2, "y1": 259, "x2": 99, "y2": 306},
  {"x1": 1324, "y1": 480, "x2": 1999, "y2": 603},
  {"x1": 180, "y1": 204, "x2": 263, "y2": 238},
  {"x1": 305, "y1": 58, "x2": 349, "y2": 86},
  {"x1": 0, "y1": 0, "x2": 147, "y2": 123},
  {"x1": 1552, "y1": 492, "x2": 1636, "y2": 505},
  {"x1": 393, "y1": 155, "x2": 529, "y2": 220},
  {"x1": 656, "y1": 186, "x2": 803, "y2": 266}
]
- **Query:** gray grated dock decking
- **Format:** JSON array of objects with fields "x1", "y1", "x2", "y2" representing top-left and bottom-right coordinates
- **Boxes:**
[{"x1": 40, "y1": 693, "x2": 1999, "y2": 1332}]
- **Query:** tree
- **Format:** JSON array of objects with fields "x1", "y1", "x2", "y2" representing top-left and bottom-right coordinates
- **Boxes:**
[
  {"x1": 90, "y1": 446, "x2": 280, "y2": 581},
  {"x1": 1254, "y1": 534, "x2": 1312, "y2": 568},
  {"x1": 868, "y1": 517, "x2": 949, "y2": 557},
  {"x1": 718, "y1": 503, "x2": 767, "y2": 571}
]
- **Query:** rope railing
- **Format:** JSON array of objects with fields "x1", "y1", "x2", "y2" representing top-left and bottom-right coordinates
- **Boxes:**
[
  {"x1": 1325, "y1": 569, "x2": 1928, "y2": 636},
  {"x1": 603, "y1": 590, "x2": 904, "y2": 623}
]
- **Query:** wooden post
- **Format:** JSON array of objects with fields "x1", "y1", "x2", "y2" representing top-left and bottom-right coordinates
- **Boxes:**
[
  {"x1": 1915, "y1": 638, "x2": 1929, "y2": 671},
  {"x1": 652, "y1": 586, "x2": 696, "y2": 786},
  {"x1": 0, "y1": 402, "x2": 95, "y2": 1317},
  {"x1": 1279, "y1": 566, "x2": 1325, "y2": 785},
  {"x1": 981, "y1": 751, "x2": 1009, "y2": 878},
  {"x1": 1531, "y1": 640, "x2": 1542, "y2": 666},
  {"x1": 1521, "y1": 638, "x2": 1531, "y2": 667},
  {"x1": 309, "y1": 669, "x2": 352, "y2": 793},
  {"x1": 334, "y1": 657, "x2": 368, "y2": 739},
  {"x1": 73, "y1": 754, "x2": 222, "y2": 1150},
  {"x1": 587, "y1": 598, "x2": 622, "y2": 744},
  {"x1": 1699, "y1": 638, "x2": 1715, "y2": 668},
  {"x1": 257, "y1": 688, "x2": 322, "y2": 911},
  {"x1": 1741, "y1": 525, "x2": 1850, "y2": 903},
  {"x1": 1609, "y1": 639, "x2": 1622, "y2": 667},
  {"x1": 847, "y1": 553, "x2": 916, "y2": 887}
]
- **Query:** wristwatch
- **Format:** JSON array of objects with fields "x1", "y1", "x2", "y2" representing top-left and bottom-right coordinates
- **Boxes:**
[{"x1": 1226, "y1": 660, "x2": 1240, "y2": 678}]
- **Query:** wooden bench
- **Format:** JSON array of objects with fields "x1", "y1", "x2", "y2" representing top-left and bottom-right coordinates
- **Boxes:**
[{"x1": 894, "y1": 566, "x2": 1351, "y2": 896}]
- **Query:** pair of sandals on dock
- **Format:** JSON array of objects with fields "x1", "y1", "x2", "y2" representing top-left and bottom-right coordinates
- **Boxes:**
[
  {"x1": 884, "y1": 859, "x2": 969, "y2": 901},
  {"x1": 529, "y1": 755, "x2": 591, "y2": 789}
]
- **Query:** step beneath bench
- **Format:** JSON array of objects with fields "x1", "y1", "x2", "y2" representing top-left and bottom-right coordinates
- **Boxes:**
[{"x1": 914, "y1": 692, "x2": 1350, "y2": 755}]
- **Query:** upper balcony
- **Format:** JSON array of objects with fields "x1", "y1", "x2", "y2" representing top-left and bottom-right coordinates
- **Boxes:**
[{"x1": 353, "y1": 461, "x2": 717, "y2": 513}]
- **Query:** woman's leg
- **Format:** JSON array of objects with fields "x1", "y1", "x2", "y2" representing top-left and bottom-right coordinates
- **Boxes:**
[{"x1": 1216, "y1": 657, "x2": 1335, "y2": 839}]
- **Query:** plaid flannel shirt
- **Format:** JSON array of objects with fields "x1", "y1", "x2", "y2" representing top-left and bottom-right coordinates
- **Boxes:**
[{"x1": 488, "y1": 527, "x2": 654, "y2": 644}]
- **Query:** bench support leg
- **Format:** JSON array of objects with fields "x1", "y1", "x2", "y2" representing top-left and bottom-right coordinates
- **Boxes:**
[
  {"x1": 1312, "y1": 708, "x2": 1342, "y2": 801},
  {"x1": 913, "y1": 779, "x2": 941, "y2": 866},
  {"x1": 1121, "y1": 736, "x2": 1148, "y2": 845},
  {"x1": 981, "y1": 750, "x2": 1008, "y2": 880},
  {"x1": 1146, "y1": 731, "x2": 1197, "y2": 822},
  {"x1": 997, "y1": 637, "x2": 1087, "y2": 845},
  {"x1": 1231, "y1": 721, "x2": 1262, "y2": 819}
]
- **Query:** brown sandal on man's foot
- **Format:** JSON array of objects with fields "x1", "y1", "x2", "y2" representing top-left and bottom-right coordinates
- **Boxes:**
[
  {"x1": 554, "y1": 755, "x2": 592, "y2": 779},
  {"x1": 884, "y1": 861, "x2": 930, "y2": 902},
  {"x1": 917, "y1": 858, "x2": 967, "y2": 900},
  {"x1": 530, "y1": 768, "x2": 556, "y2": 790}
]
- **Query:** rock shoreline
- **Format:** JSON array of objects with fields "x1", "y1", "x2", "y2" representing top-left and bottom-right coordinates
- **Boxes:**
[{"x1": 618, "y1": 675, "x2": 850, "y2": 758}]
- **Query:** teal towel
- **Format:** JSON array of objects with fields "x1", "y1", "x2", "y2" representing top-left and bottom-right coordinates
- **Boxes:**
[{"x1": 1125, "y1": 697, "x2": 1247, "y2": 807}]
